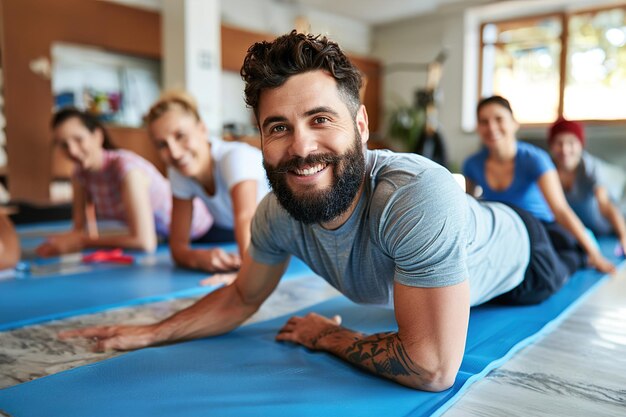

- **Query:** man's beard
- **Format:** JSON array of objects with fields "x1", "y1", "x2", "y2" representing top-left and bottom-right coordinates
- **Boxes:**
[{"x1": 264, "y1": 134, "x2": 365, "y2": 225}]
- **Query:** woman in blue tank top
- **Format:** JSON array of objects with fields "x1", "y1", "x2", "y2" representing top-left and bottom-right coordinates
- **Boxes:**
[{"x1": 463, "y1": 96, "x2": 614, "y2": 273}]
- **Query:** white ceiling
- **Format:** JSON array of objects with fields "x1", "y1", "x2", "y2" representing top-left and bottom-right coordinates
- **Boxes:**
[
  {"x1": 108, "y1": 0, "x2": 623, "y2": 25},
  {"x1": 106, "y1": 0, "x2": 500, "y2": 25},
  {"x1": 289, "y1": 0, "x2": 494, "y2": 25}
]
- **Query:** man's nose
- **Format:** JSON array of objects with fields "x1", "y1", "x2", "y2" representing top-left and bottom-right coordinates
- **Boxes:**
[{"x1": 289, "y1": 126, "x2": 318, "y2": 158}]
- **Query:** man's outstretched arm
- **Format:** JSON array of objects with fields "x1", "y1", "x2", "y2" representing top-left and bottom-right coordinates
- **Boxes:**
[
  {"x1": 276, "y1": 280, "x2": 470, "y2": 391},
  {"x1": 60, "y1": 254, "x2": 289, "y2": 351}
]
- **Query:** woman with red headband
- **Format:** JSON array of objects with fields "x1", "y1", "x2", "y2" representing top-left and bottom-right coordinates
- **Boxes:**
[{"x1": 548, "y1": 118, "x2": 626, "y2": 253}]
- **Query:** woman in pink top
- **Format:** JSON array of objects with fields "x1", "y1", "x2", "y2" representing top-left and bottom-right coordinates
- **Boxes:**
[{"x1": 36, "y1": 108, "x2": 212, "y2": 256}]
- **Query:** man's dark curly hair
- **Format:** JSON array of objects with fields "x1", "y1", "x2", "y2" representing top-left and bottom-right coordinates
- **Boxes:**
[{"x1": 240, "y1": 30, "x2": 362, "y2": 119}]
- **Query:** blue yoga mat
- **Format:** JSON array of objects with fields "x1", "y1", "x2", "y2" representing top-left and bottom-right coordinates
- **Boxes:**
[
  {"x1": 0, "y1": 238, "x2": 622, "y2": 417},
  {"x1": 1, "y1": 241, "x2": 314, "y2": 331}
]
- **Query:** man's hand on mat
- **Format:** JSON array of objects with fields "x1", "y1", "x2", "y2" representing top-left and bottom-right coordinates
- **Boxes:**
[
  {"x1": 588, "y1": 252, "x2": 616, "y2": 274},
  {"x1": 59, "y1": 324, "x2": 160, "y2": 352},
  {"x1": 194, "y1": 248, "x2": 241, "y2": 273},
  {"x1": 275, "y1": 312, "x2": 343, "y2": 350},
  {"x1": 199, "y1": 272, "x2": 238, "y2": 287}
]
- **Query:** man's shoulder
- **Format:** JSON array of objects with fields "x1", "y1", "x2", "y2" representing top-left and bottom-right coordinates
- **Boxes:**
[
  {"x1": 368, "y1": 150, "x2": 446, "y2": 185},
  {"x1": 367, "y1": 150, "x2": 462, "y2": 217}
]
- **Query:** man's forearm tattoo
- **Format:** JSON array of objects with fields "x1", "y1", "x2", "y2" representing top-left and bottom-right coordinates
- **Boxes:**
[
  {"x1": 345, "y1": 332, "x2": 420, "y2": 377},
  {"x1": 311, "y1": 327, "x2": 344, "y2": 348}
]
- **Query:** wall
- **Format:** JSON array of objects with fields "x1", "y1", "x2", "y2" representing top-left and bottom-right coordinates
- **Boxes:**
[
  {"x1": 0, "y1": 0, "x2": 161, "y2": 203},
  {"x1": 373, "y1": 10, "x2": 471, "y2": 169},
  {"x1": 373, "y1": 0, "x2": 626, "y2": 170},
  {"x1": 220, "y1": 0, "x2": 371, "y2": 56}
]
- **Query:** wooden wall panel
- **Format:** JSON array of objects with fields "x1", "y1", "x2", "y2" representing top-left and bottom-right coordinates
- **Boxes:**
[
  {"x1": 221, "y1": 25, "x2": 274, "y2": 73},
  {"x1": 350, "y1": 54, "x2": 382, "y2": 133},
  {"x1": 0, "y1": 0, "x2": 161, "y2": 203}
]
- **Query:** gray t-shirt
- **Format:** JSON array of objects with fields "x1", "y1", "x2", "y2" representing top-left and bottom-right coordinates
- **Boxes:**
[
  {"x1": 249, "y1": 150, "x2": 530, "y2": 307},
  {"x1": 565, "y1": 151, "x2": 626, "y2": 235}
]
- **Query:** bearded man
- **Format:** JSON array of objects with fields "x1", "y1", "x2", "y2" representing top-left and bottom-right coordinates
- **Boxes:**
[{"x1": 62, "y1": 31, "x2": 583, "y2": 392}]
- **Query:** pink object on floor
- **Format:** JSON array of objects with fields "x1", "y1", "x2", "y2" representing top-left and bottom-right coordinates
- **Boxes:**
[{"x1": 82, "y1": 249, "x2": 134, "y2": 265}]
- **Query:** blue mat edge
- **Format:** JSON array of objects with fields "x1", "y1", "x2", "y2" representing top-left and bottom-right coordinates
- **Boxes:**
[
  {"x1": 7, "y1": 220, "x2": 316, "y2": 331},
  {"x1": 0, "y1": 268, "x2": 315, "y2": 332},
  {"x1": 0, "y1": 286, "x2": 214, "y2": 332},
  {"x1": 429, "y1": 258, "x2": 626, "y2": 417}
]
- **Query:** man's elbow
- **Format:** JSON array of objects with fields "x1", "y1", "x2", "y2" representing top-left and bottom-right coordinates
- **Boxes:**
[
  {"x1": 420, "y1": 370, "x2": 457, "y2": 392},
  {"x1": 405, "y1": 363, "x2": 458, "y2": 392}
]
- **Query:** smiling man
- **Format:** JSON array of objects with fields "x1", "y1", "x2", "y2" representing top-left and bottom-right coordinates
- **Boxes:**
[{"x1": 61, "y1": 31, "x2": 587, "y2": 391}]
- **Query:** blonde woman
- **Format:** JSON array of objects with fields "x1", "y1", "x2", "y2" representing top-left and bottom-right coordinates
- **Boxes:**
[{"x1": 145, "y1": 92, "x2": 270, "y2": 274}]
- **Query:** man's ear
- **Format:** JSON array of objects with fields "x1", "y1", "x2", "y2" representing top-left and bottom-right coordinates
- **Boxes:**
[{"x1": 356, "y1": 104, "x2": 369, "y2": 146}]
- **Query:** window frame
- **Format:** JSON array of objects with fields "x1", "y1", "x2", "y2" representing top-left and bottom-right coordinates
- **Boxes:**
[{"x1": 479, "y1": 4, "x2": 626, "y2": 127}]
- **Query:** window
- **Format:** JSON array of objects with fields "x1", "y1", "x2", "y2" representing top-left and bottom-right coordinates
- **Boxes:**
[
  {"x1": 480, "y1": 5, "x2": 626, "y2": 124},
  {"x1": 565, "y1": 7, "x2": 626, "y2": 120}
]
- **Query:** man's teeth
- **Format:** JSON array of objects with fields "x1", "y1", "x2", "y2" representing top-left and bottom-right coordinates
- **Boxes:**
[{"x1": 294, "y1": 164, "x2": 326, "y2": 176}]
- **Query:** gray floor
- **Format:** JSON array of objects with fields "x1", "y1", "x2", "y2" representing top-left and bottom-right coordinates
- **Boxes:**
[
  {"x1": 1, "y1": 271, "x2": 626, "y2": 415},
  {"x1": 443, "y1": 268, "x2": 626, "y2": 416}
]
